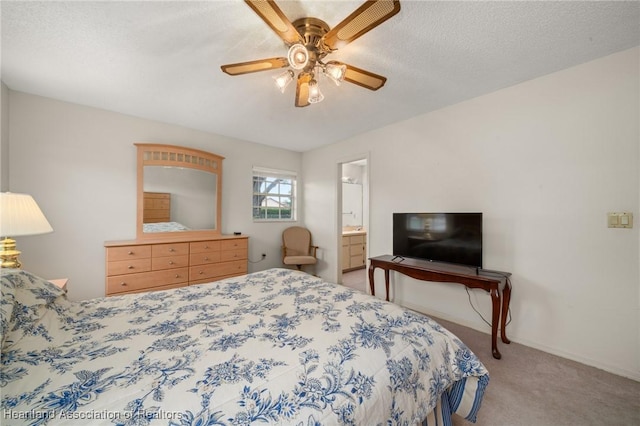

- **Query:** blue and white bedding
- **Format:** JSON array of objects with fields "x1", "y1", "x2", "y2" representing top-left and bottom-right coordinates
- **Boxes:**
[
  {"x1": 1, "y1": 268, "x2": 489, "y2": 425},
  {"x1": 143, "y1": 222, "x2": 190, "y2": 233}
]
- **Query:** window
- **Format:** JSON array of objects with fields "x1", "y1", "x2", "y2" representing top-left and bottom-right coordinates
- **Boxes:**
[{"x1": 252, "y1": 167, "x2": 297, "y2": 221}]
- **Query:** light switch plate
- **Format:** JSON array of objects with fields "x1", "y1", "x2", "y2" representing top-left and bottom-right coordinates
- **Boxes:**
[{"x1": 608, "y1": 212, "x2": 633, "y2": 228}]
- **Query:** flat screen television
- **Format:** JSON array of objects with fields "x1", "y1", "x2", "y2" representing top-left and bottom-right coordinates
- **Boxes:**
[{"x1": 393, "y1": 212, "x2": 483, "y2": 268}]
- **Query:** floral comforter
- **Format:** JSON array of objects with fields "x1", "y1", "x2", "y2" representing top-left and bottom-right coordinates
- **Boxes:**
[
  {"x1": 1, "y1": 268, "x2": 489, "y2": 425},
  {"x1": 142, "y1": 222, "x2": 190, "y2": 233}
]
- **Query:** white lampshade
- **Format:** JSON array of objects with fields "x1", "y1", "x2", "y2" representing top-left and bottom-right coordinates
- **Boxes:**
[
  {"x1": 0, "y1": 192, "x2": 53, "y2": 237},
  {"x1": 273, "y1": 69, "x2": 294, "y2": 93},
  {"x1": 325, "y1": 61, "x2": 347, "y2": 86},
  {"x1": 308, "y1": 79, "x2": 324, "y2": 104},
  {"x1": 287, "y1": 44, "x2": 309, "y2": 70}
]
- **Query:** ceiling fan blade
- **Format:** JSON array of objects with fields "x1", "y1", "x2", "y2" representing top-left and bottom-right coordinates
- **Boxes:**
[
  {"x1": 245, "y1": 0, "x2": 303, "y2": 46},
  {"x1": 342, "y1": 64, "x2": 387, "y2": 91},
  {"x1": 295, "y1": 73, "x2": 312, "y2": 107},
  {"x1": 321, "y1": 0, "x2": 401, "y2": 51},
  {"x1": 221, "y1": 57, "x2": 288, "y2": 75}
]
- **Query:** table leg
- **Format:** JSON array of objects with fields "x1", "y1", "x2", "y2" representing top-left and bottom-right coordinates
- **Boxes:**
[
  {"x1": 490, "y1": 287, "x2": 502, "y2": 359},
  {"x1": 368, "y1": 265, "x2": 376, "y2": 296},
  {"x1": 384, "y1": 269, "x2": 390, "y2": 301},
  {"x1": 500, "y1": 280, "x2": 512, "y2": 344}
]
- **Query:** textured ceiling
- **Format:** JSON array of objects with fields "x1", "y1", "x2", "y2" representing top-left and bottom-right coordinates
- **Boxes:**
[{"x1": 2, "y1": 1, "x2": 639, "y2": 152}]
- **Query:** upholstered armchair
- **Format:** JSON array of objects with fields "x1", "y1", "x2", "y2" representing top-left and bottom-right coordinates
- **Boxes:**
[{"x1": 282, "y1": 226, "x2": 318, "y2": 271}]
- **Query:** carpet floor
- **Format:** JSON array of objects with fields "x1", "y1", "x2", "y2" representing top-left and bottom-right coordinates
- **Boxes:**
[{"x1": 340, "y1": 269, "x2": 640, "y2": 426}]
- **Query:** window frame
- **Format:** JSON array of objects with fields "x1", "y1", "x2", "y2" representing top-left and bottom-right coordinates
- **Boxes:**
[{"x1": 252, "y1": 166, "x2": 297, "y2": 222}]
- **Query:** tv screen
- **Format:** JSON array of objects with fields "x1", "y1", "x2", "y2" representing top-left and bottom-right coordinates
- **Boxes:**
[{"x1": 393, "y1": 213, "x2": 483, "y2": 268}]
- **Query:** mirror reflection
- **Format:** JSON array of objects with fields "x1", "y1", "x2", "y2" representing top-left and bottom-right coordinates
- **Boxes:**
[
  {"x1": 342, "y1": 182, "x2": 363, "y2": 227},
  {"x1": 143, "y1": 166, "x2": 217, "y2": 233},
  {"x1": 135, "y1": 143, "x2": 223, "y2": 239}
]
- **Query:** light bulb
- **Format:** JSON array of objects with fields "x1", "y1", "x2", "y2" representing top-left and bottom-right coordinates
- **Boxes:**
[
  {"x1": 287, "y1": 44, "x2": 309, "y2": 70},
  {"x1": 308, "y1": 79, "x2": 324, "y2": 104},
  {"x1": 325, "y1": 62, "x2": 347, "y2": 86},
  {"x1": 273, "y1": 70, "x2": 294, "y2": 93}
]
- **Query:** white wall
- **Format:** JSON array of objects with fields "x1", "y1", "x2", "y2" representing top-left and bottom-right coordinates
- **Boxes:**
[
  {"x1": 303, "y1": 47, "x2": 639, "y2": 379},
  {"x1": 1, "y1": 82, "x2": 9, "y2": 190},
  {"x1": 8, "y1": 92, "x2": 303, "y2": 300},
  {"x1": 5, "y1": 46, "x2": 638, "y2": 379}
]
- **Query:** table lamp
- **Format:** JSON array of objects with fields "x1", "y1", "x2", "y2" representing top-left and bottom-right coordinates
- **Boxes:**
[{"x1": 0, "y1": 192, "x2": 53, "y2": 268}]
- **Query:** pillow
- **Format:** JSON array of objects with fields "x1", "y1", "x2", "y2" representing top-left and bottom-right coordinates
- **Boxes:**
[
  {"x1": 0, "y1": 271, "x2": 17, "y2": 349},
  {"x1": 1, "y1": 269, "x2": 66, "y2": 350}
]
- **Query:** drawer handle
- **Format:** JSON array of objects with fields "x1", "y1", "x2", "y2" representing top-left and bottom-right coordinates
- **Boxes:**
[
  {"x1": 128, "y1": 265, "x2": 134, "y2": 269},
  {"x1": 169, "y1": 261, "x2": 174, "y2": 265},
  {"x1": 128, "y1": 251, "x2": 134, "y2": 255},
  {"x1": 175, "y1": 274, "x2": 180, "y2": 278},
  {"x1": 204, "y1": 257, "x2": 209, "y2": 261},
  {"x1": 199, "y1": 271, "x2": 204, "y2": 275},
  {"x1": 204, "y1": 245, "x2": 209, "y2": 249},
  {"x1": 169, "y1": 248, "x2": 175, "y2": 252},
  {"x1": 120, "y1": 282, "x2": 127, "y2": 287}
]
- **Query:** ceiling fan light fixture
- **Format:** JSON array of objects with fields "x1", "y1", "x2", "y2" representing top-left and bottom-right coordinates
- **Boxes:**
[
  {"x1": 221, "y1": 0, "x2": 401, "y2": 107},
  {"x1": 273, "y1": 69, "x2": 294, "y2": 93},
  {"x1": 287, "y1": 44, "x2": 309, "y2": 70},
  {"x1": 308, "y1": 79, "x2": 324, "y2": 104},
  {"x1": 324, "y1": 62, "x2": 347, "y2": 86}
]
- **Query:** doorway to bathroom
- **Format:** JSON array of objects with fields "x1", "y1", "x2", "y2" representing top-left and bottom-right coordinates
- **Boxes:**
[{"x1": 338, "y1": 157, "x2": 368, "y2": 293}]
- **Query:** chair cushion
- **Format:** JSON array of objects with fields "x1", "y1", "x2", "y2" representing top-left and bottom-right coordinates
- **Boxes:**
[{"x1": 283, "y1": 255, "x2": 317, "y2": 266}]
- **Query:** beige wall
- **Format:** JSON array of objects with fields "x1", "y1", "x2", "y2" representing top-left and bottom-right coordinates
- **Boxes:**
[
  {"x1": 7, "y1": 92, "x2": 303, "y2": 301},
  {"x1": 302, "y1": 47, "x2": 640, "y2": 379}
]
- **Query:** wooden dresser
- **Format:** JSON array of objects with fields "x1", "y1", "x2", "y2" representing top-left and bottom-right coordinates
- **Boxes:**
[
  {"x1": 105, "y1": 235, "x2": 248, "y2": 296},
  {"x1": 143, "y1": 192, "x2": 171, "y2": 223}
]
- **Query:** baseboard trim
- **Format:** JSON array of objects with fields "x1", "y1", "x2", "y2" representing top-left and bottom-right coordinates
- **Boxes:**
[{"x1": 399, "y1": 301, "x2": 640, "y2": 382}]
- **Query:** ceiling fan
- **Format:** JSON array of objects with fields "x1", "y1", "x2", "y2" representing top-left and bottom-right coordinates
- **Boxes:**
[{"x1": 221, "y1": 0, "x2": 401, "y2": 107}]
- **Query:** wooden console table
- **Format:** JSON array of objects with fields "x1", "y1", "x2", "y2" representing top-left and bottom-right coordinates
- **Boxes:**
[{"x1": 368, "y1": 255, "x2": 512, "y2": 359}]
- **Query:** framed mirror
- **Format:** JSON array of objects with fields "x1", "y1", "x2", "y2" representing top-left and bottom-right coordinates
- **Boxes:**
[{"x1": 135, "y1": 143, "x2": 223, "y2": 239}]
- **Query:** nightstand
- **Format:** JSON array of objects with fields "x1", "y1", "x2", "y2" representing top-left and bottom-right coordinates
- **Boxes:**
[{"x1": 49, "y1": 278, "x2": 68, "y2": 292}]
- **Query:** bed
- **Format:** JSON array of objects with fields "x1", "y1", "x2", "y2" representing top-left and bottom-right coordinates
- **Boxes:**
[
  {"x1": 1, "y1": 268, "x2": 489, "y2": 425},
  {"x1": 142, "y1": 221, "x2": 191, "y2": 233}
]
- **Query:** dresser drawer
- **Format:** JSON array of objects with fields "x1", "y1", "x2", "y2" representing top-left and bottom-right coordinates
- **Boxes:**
[
  {"x1": 152, "y1": 255, "x2": 189, "y2": 271},
  {"x1": 189, "y1": 264, "x2": 220, "y2": 282},
  {"x1": 144, "y1": 195, "x2": 170, "y2": 209},
  {"x1": 349, "y1": 235, "x2": 365, "y2": 245},
  {"x1": 218, "y1": 259, "x2": 248, "y2": 276},
  {"x1": 106, "y1": 245, "x2": 151, "y2": 262},
  {"x1": 221, "y1": 238, "x2": 248, "y2": 251},
  {"x1": 113, "y1": 282, "x2": 186, "y2": 296},
  {"x1": 107, "y1": 268, "x2": 189, "y2": 295},
  {"x1": 220, "y1": 248, "x2": 247, "y2": 262},
  {"x1": 152, "y1": 243, "x2": 189, "y2": 257},
  {"x1": 190, "y1": 240, "x2": 221, "y2": 254},
  {"x1": 189, "y1": 260, "x2": 247, "y2": 282},
  {"x1": 189, "y1": 251, "x2": 221, "y2": 266},
  {"x1": 107, "y1": 258, "x2": 151, "y2": 276}
]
